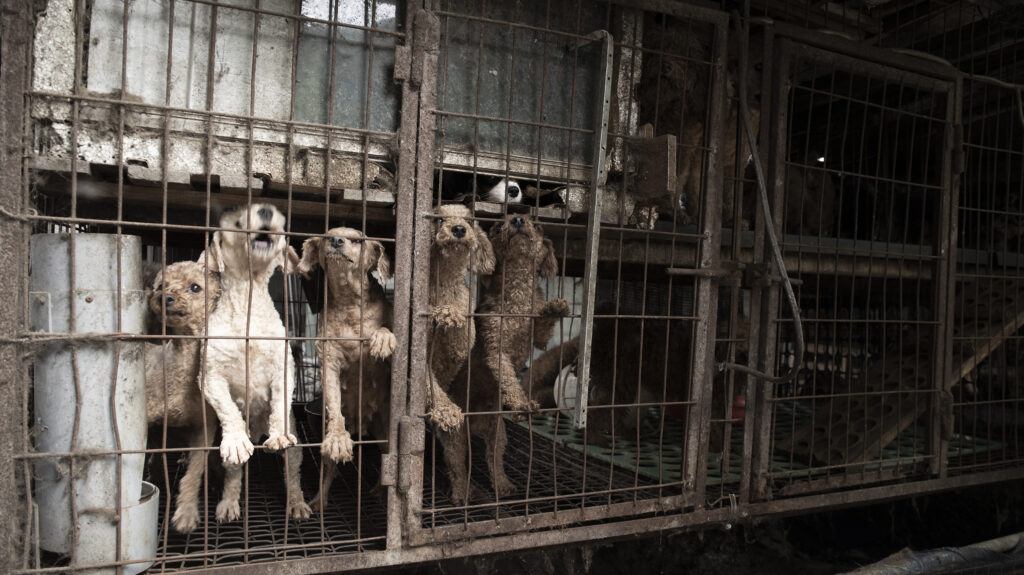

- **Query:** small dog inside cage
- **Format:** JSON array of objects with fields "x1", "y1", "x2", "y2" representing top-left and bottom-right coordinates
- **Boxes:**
[
  {"x1": 144, "y1": 260, "x2": 222, "y2": 533},
  {"x1": 297, "y1": 226, "x2": 396, "y2": 511},
  {"x1": 196, "y1": 203, "x2": 311, "y2": 523}
]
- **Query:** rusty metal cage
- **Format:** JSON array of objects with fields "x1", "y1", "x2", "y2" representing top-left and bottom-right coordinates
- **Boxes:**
[{"x1": 3, "y1": 0, "x2": 1024, "y2": 573}]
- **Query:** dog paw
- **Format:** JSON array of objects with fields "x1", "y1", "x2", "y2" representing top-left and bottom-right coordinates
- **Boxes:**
[
  {"x1": 263, "y1": 432, "x2": 297, "y2": 452},
  {"x1": 321, "y1": 430, "x2": 354, "y2": 463},
  {"x1": 493, "y1": 475, "x2": 517, "y2": 498},
  {"x1": 308, "y1": 493, "x2": 327, "y2": 514},
  {"x1": 172, "y1": 504, "x2": 200, "y2": 533},
  {"x1": 432, "y1": 304, "x2": 467, "y2": 330},
  {"x1": 542, "y1": 298, "x2": 571, "y2": 317},
  {"x1": 449, "y1": 479, "x2": 473, "y2": 507},
  {"x1": 288, "y1": 499, "x2": 312, "y2": 520},
  {"x1": 216, "y1": 498, "x2": 241, "y2": 523},
  {"x1": 220, "y1": 431, "x2": 254, "y2": 465},
  {"x1": 428, "y1": 402, "x2": 464, "y2": 433},
  {"x1": 369, "y1": 328, "x2": 397, "y2": 360}
]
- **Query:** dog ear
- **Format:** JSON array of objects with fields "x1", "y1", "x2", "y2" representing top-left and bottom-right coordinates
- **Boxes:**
[
  {"x1": 371, "y1": 241, "x2": 392, "y2": 283},
  {"x1": 297, "y1": 237, "x2": 322, "y2": 278},
  {"x1": 470, "y1": 221, "x2": 496, "y2": 275},
  {"x1": 200, "y1": 232, "x2": 226, "y2": 274},
  {"x1": 538, "y1": 236, "x2": 559, "y2": 278},
  {"x1": 280, "y1": 245, "x2": 300, "y2": 275}
]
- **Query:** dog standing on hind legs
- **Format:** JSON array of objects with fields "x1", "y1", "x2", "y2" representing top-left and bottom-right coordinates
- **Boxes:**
[
  {"x1": 296, "y1": 227, "x2": 396, "y2": 511},
  {"x1": 198, "y1": 203, "x2": 311, "y2": 524},
  {"x1": 144, "y1": 260, "x2": 222, "y2": 532},
  {"x1": 446, "y1": 214, "x2": 569, "y2": 505},
  {"x1": 425, "y1": 205, "x2": 496, "y2": 504}
]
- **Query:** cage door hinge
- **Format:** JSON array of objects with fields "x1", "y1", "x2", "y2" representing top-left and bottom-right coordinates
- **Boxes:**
[{"x1": 386, "y1": 415, "x2": 424, "y2": 493}]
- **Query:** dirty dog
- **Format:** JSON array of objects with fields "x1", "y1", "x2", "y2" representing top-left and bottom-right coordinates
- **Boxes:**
[
  {"x1": 199, "y1": 203, "x2": 310, "y2": 523},
  {"x1": 445, "y1": 214, "x2": 569, "y2": 504},
  {"x1": 426, "y1": 204, "x2": 495, "y2": 432},
  {"x1": 144, "y1": 260, "x2": 221, "y2": 532},
  {"x1": 297, "y1": 227, "x2": 396, "y2": 511}
]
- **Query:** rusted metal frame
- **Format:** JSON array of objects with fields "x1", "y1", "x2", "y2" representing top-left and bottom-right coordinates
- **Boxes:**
[
  {"x1": 686, "y1": 14, "x2": 727, "y2": 509},
  {"x1": 172, "y1": 0, "x2": 409, "y2": 36},
  {"x1": 740, "y1": 22, "x2": 773, "y2": 506},
  {"x1": 571, "y1": 29, "x2": 613, "y2": 430},
  {"x1": 386, "y1": 0, "x2": 421, "y2": 551},
  {"x1": 937, "y1": 76, "x2": 964, "y2": 480},
  {"x1": 0, "y1": 0, "x2": 30, "y2": 570},
  {"x1": 771, "y1": 21, "x2": 960, "y2": 84},
  {"x1": 412, "y1": 493, "x2": 690, "y2": 546},
  {"x1": 25, "y1": 90, "x2": 400, "y2": 139},
  {"x1": 420, "y1": 479, "x2": 687, "y2": 514},
  {"x1": 401, "y1": 2, "x2": 439, "y2": 546},
  {"x1": 606, "y1": 0, "x2": 726, "y2": 29},
  {"x1": 749, "y1": 36, "x2": 790, "y2": 502},
  {"x1": 49, "y1": 466, "x2": 1022, "y2": 575}
]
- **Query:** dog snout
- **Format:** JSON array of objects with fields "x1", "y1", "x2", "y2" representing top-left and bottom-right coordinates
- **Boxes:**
[
  {"x1": 164, "y1": 294, "x2": 175, "y2": 307},
  {"x1": 511, "y1": 216, "x2": 525, "y2": 229},
  {"x1": 507, "y1": 185, "x2": 520, "y2": 199},
  {"x1": 451, "y1": 225, "x2": 467, "y2": 239},
  {"x1": 330, "y1": 236, "x2": 345, "y2": 248},
  {"x1": 257, "y1": 206, "x2": 273, "y2": 222}
]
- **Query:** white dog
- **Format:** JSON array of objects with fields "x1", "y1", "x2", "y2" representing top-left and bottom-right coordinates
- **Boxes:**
[
  {"x1": 484, "y1": 178, "x2": 523, "y2": 204},
  {"x1": 199, "y1": 203, "x2": 311, "y2": 523}
]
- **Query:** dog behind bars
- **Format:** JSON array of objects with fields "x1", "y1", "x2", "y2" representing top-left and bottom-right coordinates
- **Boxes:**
[
  {"x1": 144, "y1": 259, "x2": 221, "y2": 533},
  {"x1": 297, "y1": 226, "x2": 396, "y2": 511},
  {"x1": 198, "y1": 203, "x2": 310, "y2": 523},
  {"x1": 444, "y1": 214, "x2": 569, "y2": 504}
]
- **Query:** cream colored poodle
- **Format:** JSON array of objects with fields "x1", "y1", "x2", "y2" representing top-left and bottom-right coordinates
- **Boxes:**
[
  {"x1": 199, "y1": 203, "x2": 310, "y2": 523},
  {"x1": 426, "y1": 204, "x2": 495, "y2": 432},
  {"x1": 296, "y1": 227, "x2": 395, "y2": 511},
  {"x1": 144, "y1": 260, "x2": 221, "y2": 532},
  {"x1": 445, "y1": 214, "x2": 569, "y2": 504}
]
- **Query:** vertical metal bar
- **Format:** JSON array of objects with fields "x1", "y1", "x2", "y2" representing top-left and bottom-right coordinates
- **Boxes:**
[
  {"x1": 751, "y1": 37, "x2": 791, "y2": 502},
  {"x1": 403, "y1": 2, "x2": 440, "y2": 543},
  {"x1": 571, "y1": 29, "x2": 612, "y2": 430},
  {"x1": 386, "y1": 0, "x2": 420, "y2": 551},
  {"x1": 0, "y1": 0, "x2": 30, "y2": 569},
  {"x1": 936, "y1": 77, "x2": 962, "y2": 479},
  {"x1": 687, "y1": 15, "x2": 726, "y2": 507},
  {"x1": 740, "y1": 22, "x2": 773, "y2": 505}
]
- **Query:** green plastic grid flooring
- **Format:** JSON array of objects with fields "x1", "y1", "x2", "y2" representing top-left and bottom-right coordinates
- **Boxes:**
[{"x1": 518, "y1": 401, "x2": 1007, "y2": 487}]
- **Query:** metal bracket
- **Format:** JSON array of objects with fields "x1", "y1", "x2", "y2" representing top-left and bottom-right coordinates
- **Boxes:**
[
  {"x1": 396, "y1": 415, "x2": 424, "y2": 493},
  {"x1": 623, "y1": 123, "x2": 677, "y2": 199},
  {"x1": 393, "y1": 45, "x2": 411, "y2": 83},
  {"x1": 410, "y1": 9, "x2": 440, "y2": 89}
]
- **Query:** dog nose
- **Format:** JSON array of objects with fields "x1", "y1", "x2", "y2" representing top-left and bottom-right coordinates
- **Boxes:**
[
  {"x1": 330, "y1": 236, "x2": 344, "y2": 248},
  {"x1": 511, "y1": 216, "x2": 525, "y2": 229},
  {"x1": 164, "y1": 294, "x2": 175, "y2": 307},
  {"x1": 507, "y1": 185, "x2": 520, "y2": 199},
  {"x1": 257, "y1": 206, "x2": 273, "y2": 222},
  {"x1": 451, "y1": 225, "x2": 466, "y2": 238}
]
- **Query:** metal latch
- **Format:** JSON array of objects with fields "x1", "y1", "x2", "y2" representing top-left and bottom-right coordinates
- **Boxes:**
[{"x1": 666, "y1": 261, "x2": 743, "y2": 285}]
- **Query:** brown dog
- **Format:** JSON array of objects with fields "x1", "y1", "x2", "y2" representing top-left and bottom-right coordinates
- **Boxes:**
[
  {"x1": 426, "y1": 204, "x2": 495, "y2": 431},
  {"x1": 297, "y1": 227, "x2": 395, "y2": 511},
  {"x1": 144, "y1": 260, "x2": 222, "y2": 532},
  {"x1": 445, "y1": 214, "x2": 569, "y2": 504}
]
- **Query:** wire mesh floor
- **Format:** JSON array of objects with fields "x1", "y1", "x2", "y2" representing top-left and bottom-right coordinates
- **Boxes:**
[
  {"x1": 148, "y1": 409, "x2": 386, "y2": 571},
  {"x1": 420, "y1": 415, "x2": 680, "y2": 528}
]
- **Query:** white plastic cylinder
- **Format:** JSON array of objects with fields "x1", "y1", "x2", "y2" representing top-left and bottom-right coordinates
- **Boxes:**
[{"x1": 30, "y1": 233, "x2": 147, "y2": 570}]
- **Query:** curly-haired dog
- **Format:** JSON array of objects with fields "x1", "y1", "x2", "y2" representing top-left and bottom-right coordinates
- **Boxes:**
[
  {"x1": 297, "y1": 227, "x2": 396, "y2": 511},
  {"x1": 444, "y1": 214, "x2": 569, "y2": 504},
  {"x1": 426, "y1": 204, "x2": 495, "y2": 432},
  {"x1": 144, "y1": 260, "x2": 221, "y2": 532},
  {"x1": 200, "y1": 203, "x2": 310, "y2": 523}
]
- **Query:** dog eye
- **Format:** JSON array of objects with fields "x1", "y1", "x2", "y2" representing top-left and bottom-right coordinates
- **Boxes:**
[
  {"x1": 189, "y1": 283, "x2": 202, "y2": 293},
  {"x1": 154, "y1": 284, "x2": 163, "y2": 291},
  {"x1": 351, "y1": 238, "x2": 363, "y2": 244}
]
